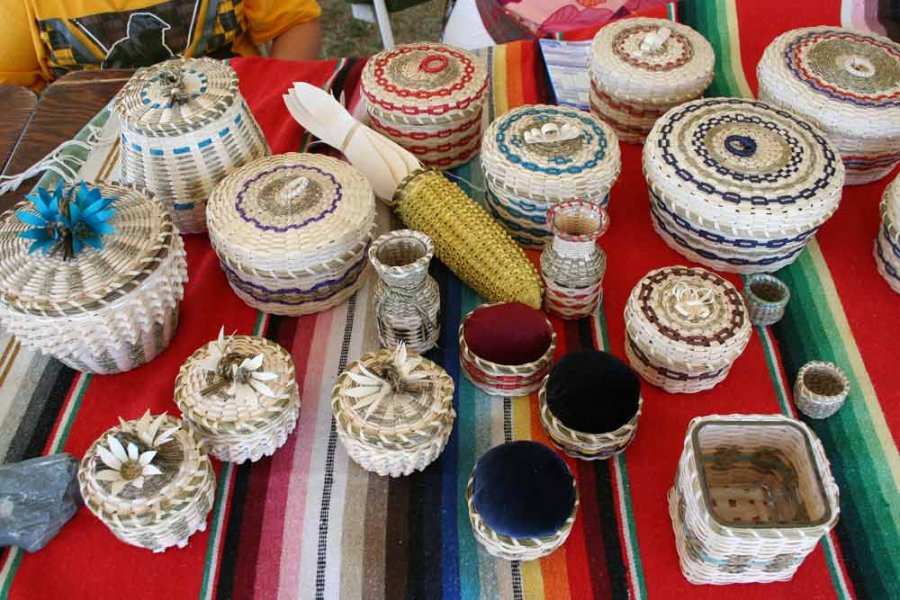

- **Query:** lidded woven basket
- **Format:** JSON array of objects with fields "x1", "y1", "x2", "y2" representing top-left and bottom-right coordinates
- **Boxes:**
[
  {"x1": 115, "y1": 58, "x2": 270, "y2": 234},
  {"x1": 875, "y1": 173, "x2": 900, "y2": 293},
  {"x1": 207, "y1": 153, "x2": 376, "y2": 316},
  {"x1": 78, "y1": 412, "x2": 216, "y2": 553},
  {"x1": 644, "y1": 98, "x2": 845, "y2": 274},
  {"x1": 624, "y1": 266, "x2": 751, "y2": 393},
  {"x1": 757, "y1": 27, "x2": 900, "y2": 185},
  {"x1": 175, "y1": 331, "x2": 301, "y2": 464},
  {"x1": 332, "y1": 344, "x2": 456, "y2": 477},
  {"x1": 668, "y1": 414, "x2": 840, "y2": 584},
  {"x1": 361, "y1": 42, "x2": 488, "y2": 169},
  {"x1": 0, "y1": 182, "x2": 186, "y2": 374},
  {"x1": 589, "y1": 18, "x2": 715, "y2": 144},
  {"x1": 481, "y1": 104, "x2": 621, "y2": 248}
]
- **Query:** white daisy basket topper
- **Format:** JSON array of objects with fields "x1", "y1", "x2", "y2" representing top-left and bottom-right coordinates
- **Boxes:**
[
  {"x1": 95, "y1": 411, "x2": 178, "y2": 495},
  {"x1": 343, "y1": 342, "x2": 432, "y2": 420}
]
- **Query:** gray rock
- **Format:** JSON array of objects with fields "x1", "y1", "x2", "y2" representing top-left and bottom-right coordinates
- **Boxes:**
[{"x1": 0, "y1": 454, "x2": 81, "y2": 552}]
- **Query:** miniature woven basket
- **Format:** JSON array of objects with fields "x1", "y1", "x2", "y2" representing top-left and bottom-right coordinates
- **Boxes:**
[
  {"x1": 361, "y1": 43, "x2": 488, "y2": 169},
  {"x1": 876, "y1": 174, "x2": 900, "y2": 293},
  {"x1": 644, "y1": 98, "x2": 845, "y2": 274},
  {"x1": 78, "y1": 413, "x2": 216, "y2": 553},
  {"x1": 175, "y1": 333, "x2": 301, "y2": 463},
  {"x1": 0, "y1": 182, "x2": 187, "y2": 374},
  {"x1": 332, "y1": 345, "x2": 456, "y2": 477},
  {"x1": 669, "y1": 414, "x2": 840, "y2": 584},
  {"x1": 793, "y1": 361, "x2": 850, "y2": 419},
  {"x1": 590, "y1": 18, "x2": 715, "y2": 143},
  {"x1": 115, "y1": 58, "x2": 270, "y2": 233},
  {"x1": 624, "y1": 266, "x2": 751, "y2": 393},
  {"x1": 743, "y1": 274, "x2": 791, "y2": 327},
  {"x1": 757, "y1": 27, "x2": 900, "y2": 185},
  {"x1": 207, "y1": 153, "x2": 376, "y2": 316}
]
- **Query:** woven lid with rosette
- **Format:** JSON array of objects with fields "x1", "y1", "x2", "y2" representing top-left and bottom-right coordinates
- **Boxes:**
[
  {"x1": 361, "y1": 42, "x2": 488, "y2": 124},
  {"x1": 590, "y1": 18, "x2": 715, "y2": 104},
  {"x1": 481, "y1": 104, "x2": 621, "y2": 203},
  {"x1": 644, "y1": 98, "x2": 845, "y2": 239}
]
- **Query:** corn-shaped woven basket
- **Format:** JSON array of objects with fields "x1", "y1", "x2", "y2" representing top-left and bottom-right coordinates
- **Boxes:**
[{"x1": 876, "y1": 173, "x2": 900, "y2": 293}]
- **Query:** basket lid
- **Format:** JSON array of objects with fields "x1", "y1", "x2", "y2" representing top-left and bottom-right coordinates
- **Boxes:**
[
  {"x1": 481, "y1": 105, "x2": 621, "y2": 202},
  {"x1": 590, "y1": 18, "x2": 715, "y2": 103},
  {"x1": 115, "y1": 58, "x2": 241, "y2": 138},
  {"x1": 643, "y1": 98, "x2": 844, "y2": 238},
  {"x1": 206, "y1": 153, "x2": 376, "y2": 270},
  {"x1": 882, "y1": 174, "x2": 900, "y2": 240},
  {"x1": 361, "y1": 42, "x2": 488, "y2": 121},
  {"x1": 0, "y1": 182, "x2": 175, "y2": 317}
]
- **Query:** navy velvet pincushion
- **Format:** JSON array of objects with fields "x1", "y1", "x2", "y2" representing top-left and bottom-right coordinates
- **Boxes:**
[
  {"x1": 471, "y1": 441, "x2": 575, "y2": 538},
  {"x1": 464, "y1": 302, "x2": 552, "y2": 365},
  {"x1": 546, "y1": 350, "x2": 640, "y2": 434}
]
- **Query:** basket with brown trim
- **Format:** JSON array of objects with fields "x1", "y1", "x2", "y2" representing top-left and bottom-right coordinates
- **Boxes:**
[
  {"x1": 742, "y1": 274, "x2": 791, "y2": 327},
  {"x1": 206, "y1": 153, "x2": 376, "y2": 316},
  {"x1": 669, "y1": 414, "x2": 840, "y2": 584},
  {"x1": 175, "y1": 330, "x2": 301, "y2": 463},
  {"x1": 332, "y1": 343, "x2": 455, "y2": 477},
  {"x1": 793, "y1": 361, "x2": 850, "y2": 420},
  {"x1": 115, "y1": 58, "x2": 270, "y2": 233},
  {"x1": 78, "y1": 412, "x2": 216, "y2": 553},
  {"x1": 876, "y1": 173, "x2": 900, "y2": 293}
]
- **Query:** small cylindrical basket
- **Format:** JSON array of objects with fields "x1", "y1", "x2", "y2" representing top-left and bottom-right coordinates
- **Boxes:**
[
  {"x1": 78, "y1": 412, "x2": 216, "y2": 553},
  {"x1": 175, "y1": 332, "x2": 301, "y2": 463},
  {"x1": 743, "y1": 274, "x2": 791, "y2": 327},
  {"x1": 875, "y1": 174, "x2": 900, "y2": 293},
  {"x1": 669, "y1": 414, "x2": 840, "y2": 585},
  {"x1": 793, "y1": 361, "x2": 850, "y2": 419}
]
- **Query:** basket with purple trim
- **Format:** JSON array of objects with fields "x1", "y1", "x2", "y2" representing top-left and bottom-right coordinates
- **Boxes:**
[{"x1": 876, "y1": 173, "x2": 900, "y2": 293}]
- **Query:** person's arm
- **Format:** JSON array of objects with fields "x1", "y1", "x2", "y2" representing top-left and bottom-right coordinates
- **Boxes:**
[{"x1": 270, "y1": 19, "x2": 323, "y2": 61}]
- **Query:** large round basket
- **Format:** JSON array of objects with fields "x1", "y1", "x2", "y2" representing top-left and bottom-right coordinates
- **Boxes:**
[
  {"x1": 0, "y1": 182, "x2": 186, "y2": 374},
  {"x1": 115, "y1": 58, "x2": 270, "y2": 233},
  {"x1": 757, "y1": 27, "x2": 900, "y2": 185},
  {"x1": 78, "y1": 413, "x2": 216, "y2": 553},
  {"x1": 876, "y1": 174, "x2": 900, "y2": 293}
]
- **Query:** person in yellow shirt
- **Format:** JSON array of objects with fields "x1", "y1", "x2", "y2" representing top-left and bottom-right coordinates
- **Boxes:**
[{"x1": 1, "y1": 0, "x2": 323, "y2": 91}]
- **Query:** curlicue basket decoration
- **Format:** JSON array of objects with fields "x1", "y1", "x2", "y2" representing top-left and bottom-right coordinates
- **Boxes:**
[
  {"x1": 793, "y1": 361, "x2": 850, "y2": 420},
  {"x1": 669, "y1": 414, "x2": 840, "y2": 584},
  {"x1": 361, "y1": 42, "x2": 488, "y2": 170},
  {"x1": 624, "y1": 266, "x2": 751, "y2": 393},
  {"x1": 174, "y1": 329, "x2": 301, "y2": 463},
  {"x1": 480, "y1": 104, "x2": 620, "y2": 248},
  {"x1": 589, "y1": 18, "x2": 715, "y2": 144},
  {"x1": 115, "y1": 58, "x2": 270, "y2": 233},
  {"x1": 757, "y1": 27, "x2": 900, "y2": 185},
  {"x1": 743, "y1": 274, "x2": 791, "y2": 327},
  {"x1": 78, "y1": 412, "x2": 216, "y2": 553},
  {"x1": 206, "y1": 153, "x2": 376, "y2": 316},
  {"x1": 332, "y1": 343, "x2": 455, "y2": 477},
  {"x1": 0, "y1": 181, "x2": 186, "y2": 374},
  {"x1": 875, "y1": 173, "x2": 900, "y2": 293},
  {"x1": 644, "y1": 98, "x2": 845, "y2": 274}
]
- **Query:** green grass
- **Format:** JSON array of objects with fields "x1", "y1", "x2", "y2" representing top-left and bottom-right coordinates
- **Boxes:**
[{"x1": 320, "y1": 0, "x2": 446, "y2": 58}]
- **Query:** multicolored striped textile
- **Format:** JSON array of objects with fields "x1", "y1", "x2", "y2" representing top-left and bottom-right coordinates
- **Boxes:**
[{"x1": 0, "y1": 2, "x2": 898, "y2": 598}]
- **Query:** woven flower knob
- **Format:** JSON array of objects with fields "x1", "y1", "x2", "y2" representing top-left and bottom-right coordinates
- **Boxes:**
[
  {"x1": 154, "y1": 65, "x2": 190, "y2": 105},
  {"x1": 418, "y1": 54, "x2": 450, "y2": 74},
  {"x1": 276, "y1": 176, "x2": 312, "y2": 205},
  {"x1": 636, "y1": 27, "x2": 672, "y2": 56},
  {"x1": 524, "y1": 122, "x2": 581, "y2": 145},
  {"x1": 671, "y1": 282, "x2": 714, "y2": 320}
]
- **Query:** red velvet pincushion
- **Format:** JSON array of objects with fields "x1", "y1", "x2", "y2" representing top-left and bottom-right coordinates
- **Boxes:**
[{"x1": 463, "y1": 302, "x2": 552, "y2": 365}]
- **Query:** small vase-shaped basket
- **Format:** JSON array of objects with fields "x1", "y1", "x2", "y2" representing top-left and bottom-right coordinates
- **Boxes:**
[
  {"x1": 743, "y1": 274, "x2": 790, "y2": 327},
  {"x1": 793, "y1": 361, "x2": 850, "y2": 419}
]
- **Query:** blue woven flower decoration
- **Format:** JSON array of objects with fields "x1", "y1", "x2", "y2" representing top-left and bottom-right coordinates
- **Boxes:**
[{"x1": 16, "y1": 182, "x2": 117, "y2": 258}]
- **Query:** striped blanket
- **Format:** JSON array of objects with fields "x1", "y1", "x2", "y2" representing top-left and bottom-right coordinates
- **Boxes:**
[{"x1": 0, "y1": 1, "x2": 897, "y2": 598}]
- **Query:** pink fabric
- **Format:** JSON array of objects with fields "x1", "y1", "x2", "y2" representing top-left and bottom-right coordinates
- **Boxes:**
[{"x1": 502, "y1": 0, "x2": 668, "y2": 35}]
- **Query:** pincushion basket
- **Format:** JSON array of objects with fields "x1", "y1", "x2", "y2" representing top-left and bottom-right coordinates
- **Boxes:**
[
  {"x1": 643, "y1": 98, "x2": 845, "y2": 274},
  {"x1": 589, "y1": 18, "x2": 715, "y2": 144},
  {"x1": 624, "y1": 266, "x2": 751, "y2": 393},
  {"x1": 115, "y1": 58, "x2": 270, "y2": 233},
  {"x1": 332, "y1": 344, "x2": 455, "y2": 477},
  {"x1": 207, "y1": 153, "x2": 376, "y2": 316},
  {"x1": 793, "y1": 361, "x2": 850, "y2": 420},
  {"x1": 0, "y1": 182, "x2": 187, "y2": 374},
  {"x1": 757, "y1": 27, "x2": 900, "y2": 185},
  {"x1": 78, "y1": 412, "x2": 216, "y2": 553},
  {"x1": 175, "y1": 332, "x2": 301, "y2": 463},
  {"x1": 669, "y1": 414, "x2": 840, "y2": 584},
  {"x1": 876, "y1": 174, "x2": 900, "y2": 293}
]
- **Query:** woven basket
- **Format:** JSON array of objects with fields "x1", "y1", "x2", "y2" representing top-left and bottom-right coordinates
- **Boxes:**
[
  {"x1": 876, "y1": 174, "x2": 900, "y2": 293},
  {"x1": 624, "y1": 266, "x2": 751, "y2": 393},
  {"x1": 369, "y1": 229, "x2": 441, "y2": 353},
  {"x1": 115, "y1": 58, "x2": 270, "y2": 233},
  {"x1": 644, "y1": 98, "x2": 845, "y2": 274},
  {"x1": 78, "y1": 413, "x2": 216, "y2": 552},
  {"x1": 669, "y1": 414, "x2": 839, "y2": 584},
  {"x1": 757, "y1": 27, "x2": 900, "y2": 185},
  {"x1": 207, "y1": 153, "x2": 376, "y2": 316},
  {"x1": 590, "y1": 18, "x2": 715, "y2": 144},
  {"x1": 332, "y1": 345, "x2": 455, "y2": 477},
  {"x1": 0, "y1": 182, "x2": 186, "y2": 374},
  {"x1": 175, "y1": 334, "x2": 301, "y2": 463},
  {"x1": 793, "y1": 361, "x2": 850, "y2": 419},
  {"x1": 481, "y1": 105, "x2": 620, "y2": 248},
  {"x1": 743, "y1": 274, "x2": 790, "y2": 327}
]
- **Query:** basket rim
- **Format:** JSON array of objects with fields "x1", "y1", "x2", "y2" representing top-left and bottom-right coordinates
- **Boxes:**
[
  {"x1": 744, "y1": 274, "x2": 791, "y2": 307},
  {"x1": 537, "y1": 377, "x2": 642, "y2": 441},
  {"x1": 795, "y1": 360, "x2": 850, "y2": 404},
  {"x1": 368, "y1": 229, "x2": 434, "y2": 276},
  {"x1": 458, "y1": 302, "x2": 557, "y2": 372}
]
